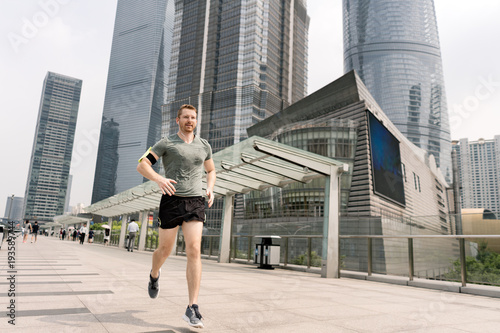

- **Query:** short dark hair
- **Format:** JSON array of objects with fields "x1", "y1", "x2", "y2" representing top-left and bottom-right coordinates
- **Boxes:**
[{"x1": 177, "y1": 104, "x2": 197, "y2": 118}]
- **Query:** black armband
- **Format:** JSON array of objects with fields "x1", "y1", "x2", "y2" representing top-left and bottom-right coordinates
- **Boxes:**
[{"x1": 146, "y1": 153, "x2": 157, "y2": 165}]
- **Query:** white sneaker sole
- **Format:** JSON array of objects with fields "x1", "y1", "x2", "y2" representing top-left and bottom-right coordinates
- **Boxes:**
[{"x1": 182, "y1": 314, "x2": 204, "y2": 328}]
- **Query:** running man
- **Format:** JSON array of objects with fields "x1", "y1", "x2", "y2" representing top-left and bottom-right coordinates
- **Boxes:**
[{"x1": 137, "y1": 104, "x2": 216, "y2": 328}]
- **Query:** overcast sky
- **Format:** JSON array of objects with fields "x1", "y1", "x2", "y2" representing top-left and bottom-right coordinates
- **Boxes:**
[{"x1": 1, "y1": 0, "x2": 499, "y2": 216}]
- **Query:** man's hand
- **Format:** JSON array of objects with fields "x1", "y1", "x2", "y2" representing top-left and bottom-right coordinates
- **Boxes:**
[
  {"x1": 154, "y1": 175, "x2": 177, "y2": 195},
  {"x1": 206, "y1": 187, "x2": 214, "y2": 207}
]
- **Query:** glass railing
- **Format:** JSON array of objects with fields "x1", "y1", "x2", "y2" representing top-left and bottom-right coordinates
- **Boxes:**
[
  {"x1": 340, "y1": 235, "x2": 500, "y2": 287},
  {"x1": 121, "y1": 210, "x2": 500, "y2": 287}
]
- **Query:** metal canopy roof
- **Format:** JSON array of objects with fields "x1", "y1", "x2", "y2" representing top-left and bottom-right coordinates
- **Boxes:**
[
  {"x1": 84, "y1": 136, "x2": 347, "y2": 218},
  {"x1": 53, "y1": 215, "x2": 91, "y2": 226}
]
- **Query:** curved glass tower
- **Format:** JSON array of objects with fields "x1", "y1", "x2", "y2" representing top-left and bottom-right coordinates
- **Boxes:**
[{"x1": 343, "y1": 0, "x2": 451, "y2": 182}]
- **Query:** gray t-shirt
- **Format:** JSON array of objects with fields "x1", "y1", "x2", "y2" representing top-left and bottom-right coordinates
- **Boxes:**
[{"x1": 151, "y1": 134, "x2": 212, "y2": 197}]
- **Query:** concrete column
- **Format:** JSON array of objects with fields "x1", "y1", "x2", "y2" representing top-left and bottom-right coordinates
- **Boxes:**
[
  {"x1": 118, "y1": 214, "x2": 128, "y2": 248},
  {"x1": 138, "y1": 210, "x2": 149, "y2": 251},
  {"x1": 321, "y1": 166, "x2": 341, "y2": 278},
  {"x1": 218, "y1": 194, "x2": 234, "y2": 263}
]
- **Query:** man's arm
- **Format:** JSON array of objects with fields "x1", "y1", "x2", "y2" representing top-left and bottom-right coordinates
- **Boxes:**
[
  {"x1": 136, "y1": 151, "x2": 177, "y2": 195},
  {"x1": 204, "y1": 158, "x2": 216, "y2": 208}
]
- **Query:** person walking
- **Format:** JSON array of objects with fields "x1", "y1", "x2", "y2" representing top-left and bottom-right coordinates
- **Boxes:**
[
  {"x1": 103, "y1": 227, "x2": 111, "y2": 246},
  {"x1": 23, "y1": 220, "x2": 32, "y2": 243},
  {"x1": 79, "y1": 224, "x2": 87, "y2": 244},
  {"x1": 127, "y1": 219, "x2": 140, "y2": 252},
  {"x1": 88, "y1": 229, "x2": 94, "y2": 243},
  {"x1": 31, "y1": 221, "x2": 39, "y2": 243},
  {"x1": 62, "y1": 228, "x2": 66, "y2": 240},
  {"x1": 137, "y1": 104, "x2": 215, "y2": 328}
]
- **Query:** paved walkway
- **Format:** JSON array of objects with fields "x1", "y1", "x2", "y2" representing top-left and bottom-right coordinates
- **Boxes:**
[{"x1": 1, "y1": 236, "x2": 500, "y2": 332}]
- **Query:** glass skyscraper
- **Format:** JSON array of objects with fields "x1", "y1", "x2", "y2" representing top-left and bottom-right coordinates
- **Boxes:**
[
  {"x1": 92, "y1": 0, "x2": 175, "y2": 203},
  {"x1": 343, "y1": 0, "x2": 451, "y2": 182},
  {"x1": 23, "y1": 72, "x2": 82, "y2": 221},
  {"x1": 163, "y1": 0, "x2": 309, "y2": 152}
]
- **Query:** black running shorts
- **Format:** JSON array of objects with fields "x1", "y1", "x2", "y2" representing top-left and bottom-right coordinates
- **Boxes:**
[{"x1": 158, "y1": 195, "x2": 205, "y2": 229}]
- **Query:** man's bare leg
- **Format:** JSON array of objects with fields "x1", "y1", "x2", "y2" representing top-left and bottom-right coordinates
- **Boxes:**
[
  {"x1": 151, "y1": 226, "x2": 179, "y2": 278},
  {"x1": 182, "y1": 221, "x2": 203, "y2": 306}
]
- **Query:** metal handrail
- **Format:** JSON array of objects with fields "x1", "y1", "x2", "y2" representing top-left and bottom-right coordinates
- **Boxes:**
[{"x1": 340, "y1": 234, "x2": 500, "y2": 287}]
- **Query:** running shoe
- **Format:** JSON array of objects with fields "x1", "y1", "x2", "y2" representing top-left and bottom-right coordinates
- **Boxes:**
[
  {"x1": 182, "y1": 304, "x2": 204, "y2": 328},
  {"x1": 148, "y1": 269, "x2": 160, "y2": 299}
]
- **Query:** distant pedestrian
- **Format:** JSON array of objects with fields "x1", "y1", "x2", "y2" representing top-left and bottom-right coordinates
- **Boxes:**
[
  {"x1": 59, "y1": 229, "x2": 62, "y2": 240},
  {"x1": 103, "y1": 227, "x2": 111, "y2": 246},
  {"x1": 31, "y1": 221, "x2": 39, "y2": 243},
  {"x1": 23, "y1": 220, "x2": 32, "y2": 243},
  {"x1": 127, "y1": 219, "x2": 140, "y2": 252},
  {"x1": 88, "y1": 230, "x2": 94, "y2": 243},
  {"x1": 72, "y1": 229, "x2": 77, "y2": 241},
  {"x1": 62, "y1": 229, "x2": 66, "y2": 240},
  {"x1": 79, "y1": 224, "x2": 87, "y2": 244}
]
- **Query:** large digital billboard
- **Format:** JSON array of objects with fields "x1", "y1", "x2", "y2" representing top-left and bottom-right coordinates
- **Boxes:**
[{"x1": 367, "y1": 111, "x2": 406, "y2": 206}]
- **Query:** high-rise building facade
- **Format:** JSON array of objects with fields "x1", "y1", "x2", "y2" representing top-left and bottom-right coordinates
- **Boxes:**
[
  {"x1": 163, "y1": 0, "x2": 309, "y2": 152},
  {"x1": 4, "y1": 196, "x2": 24, "y2": 221},
  {"x1": 23, "y1": 72, "x2": 82, "y2": 221},
  {"x1": 343, "y1": 0, "x2": 452, "y2": 182},
  {"x1": 453, "y1": 137, "x2": 500, "y2": 214},
  {"x1": 91, "y1": 0, "x2": 175, "y2": 203}
]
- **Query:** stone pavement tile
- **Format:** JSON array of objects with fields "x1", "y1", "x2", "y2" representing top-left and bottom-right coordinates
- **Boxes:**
[
  {"x1": 323, "y1": 294, "x2": 391, "y2": 306},
  {"x1": 400, "y1": 326, "x2": 470, "y2": 333},
  {"x1": 94, "y1": 309, "x2": 232, "y2": 333},
  {"x1": 79, "y1": 294, "x2": 176, "y2": 314},
  {"x1": 451, "y1": 295, "x2": 500, "y2": 310},
  {"x1": 0, "y1": 313, "x2": 102, "y2": 331},
  {"x1": 214, "y1": 308, "x2": 312, "y2": 331},
  {"x1": 448, "y1": 321, "x2": 500, "y2": 333},
  {"x1": 256, "y1": 293, "x2": 338, "y2": 310},
  {"x1": 143, "y1": 311, "x2": 234, "y2": 333},
  {"x1": 286, "y1": 304, "x2": 381, "y2": 321},
  {"x1": 353, "y1": 300, "x2": 425, "y2": 315},
  {"x1": 331, "y1": 313, "x2": 426, "y2": 333},
  {"x1": 0, "y1": 322, "x2": 109, "y2": 333},
  {"x1": 199, "y1": 299, "x2": 270, "y2": 315},
  {"x1": 405, "y1": 311, "x2": 491, "y2": 327},
  {"x1": 255, "y1": 320, "x2": 360, "y2": 333},
  {"x1": 15, "y1": 297, "x2": 85, "y2": 310}
]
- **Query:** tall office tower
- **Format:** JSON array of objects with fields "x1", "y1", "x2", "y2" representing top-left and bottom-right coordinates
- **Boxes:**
[
  {"x1": 4, "y1": 196, "x2": 24, "y2": 221},
  {"x1": 91, "y1": 0, "x2": 175, "y2": 203},
  {"x1": 64, "y1": 174, "x2": 73, "y2": 213},
  {"x1": 23, "y1": 72, "x2": 82, "y2": 221},
  {"x1": 163, "y1": 0, "x2": 309, "y2": 152},
  {"x1": 343, "y1": 0, "x2": 452, "y2": 182},
  {"x1": 453, "y1": 137, "x2": 500, "y2": 214}
]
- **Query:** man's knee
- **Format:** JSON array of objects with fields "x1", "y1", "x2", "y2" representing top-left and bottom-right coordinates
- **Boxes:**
[
  {"x1": 185, "y1": 242, "x2": 201, "y2": 259},
  {"x1": 156, "y1": 244, "x2": 172, "y2": 258}
]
